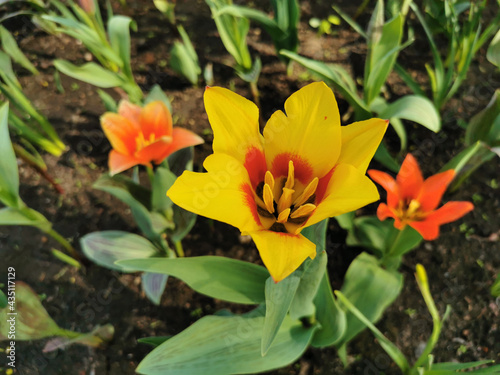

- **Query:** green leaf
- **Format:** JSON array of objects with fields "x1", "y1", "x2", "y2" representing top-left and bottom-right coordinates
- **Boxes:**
[
  {"x1": 54, "y1": 60, "x2": 123, "y2": 88},
  {"x1": 170, "y1": 205, "x2": 197, "y2": 242},
  {"x1": 289, "y1": 251, "x2": 327, "y2": 320},
  {"x1": 0, "y1": 206, "x2": 47, "y2": 229},
  {"x1": 374, "y1": 142, "x2": 400, "y2": 172},
  {"x1": 206, "y1": 0, "x2": 252, "y2": 71},
  {"x1": 50, "y1": 249, "x2": 82, "y2": 268},
  {"x1": 346, "y1": 216, "x2": 388, "y2": 253},
  {"x1": 108, "y1": 15, "x2": 135, "y2": 80},
  {"x1": 151, "y1": 167, "x2": 176, "y2": 213},
  {"x1": 311, "y1": 272, "x2": 346, "y2": 347},
  {"x1": 177, "y1": 25, "x2": 198, "y2": 63},
  {"x1": 0, "y1": 290, "x2": 6, "y2": 309},
  {"x1": 169, "y1": 25, "x2": 200, "y2": 85},
  {"x1": 80, "y1": 231, "x2": 159, "y2": 272},
  {"x1": 487, "y1": 29, "x2": 500, "y2": 68},
  {"x1": 465, "y1": 89, "x2": 500, "y2": 145},
  {"x1": 97, "y1": 89, "x2": 117, "y2": 112},
  {"x1": 300, "y1": 219, "x2": 328, "y2": 254},
  {"x1": 0, "y1": 25, "x2": 39, "y2": 75},
  {"x1": 236, "y1": 55, "x2": 261, "y2": 84},
  {"x1": 170, "y1": 41, "x2": 200, "y2": 85},
  {"x1": 430, "y1": 360, "x2": 497, "y2": 371},
  {"x1": 491, "y1": 273, "x2": 500, "y2": 297},
  {"x1": 365, "y1": 14, "x2": 404, "y2": 104},
  {"x1": 346, "y1": 216, "x2": 423, "y2": 258},
  {"x1": 334, "y1": 211, "x2": 356, "y2": 231},
  {"x1": 280, "y1": 50, "x2": 371, "y2": 118},
  {"x1": 167, "y1": 146, "x2": 194, "y2": 176},
  {"x1": 336, "y1": 291, "x2": 410, "y2": 372},
  {"x1": 366, "y1": 0, "x2": 384, "y2": 49},
  {"x1": 439, "y1": 142, "x2": 486, "y2": 175},
  {"x1": 370, "y1": 96, "x2": 407, "y2": 150},
  {"x1": 93, "y1": 174, "x2": 160, "y2": 241},
  {"x1": 0, "y1": 50, "x2": 21, "y2": 87},
  {"x1": 217, "y1": 5, "x2": 278, "y2": 37},
  {"x1": 142, "y1": 272, "x2": 169, "y2": 305},
  {"x1": 0, "y1": 282, "x2": 60, "y2": 340},
  {"x1": 332, "y1": 5, "x2": 367, "y2": 38},
  {"x1": 118, "y1": 256, "x2": 269, "y2": 305},
  {"x1": 379, "y1": 95, "x2": 441, "y2": 133},
  {"x1": 138, "y1": 336, "x2": 172, "y2": 347},
  {"x1": 425, "y1": 360, "x2": 500, "y2": 374},
  {"x1": 386, "y1": 225, "x2": 423, "y2": 258},
  {"x1": 136, "y1": 309, "x2": 317, "y2": 375},
  {"x1": 394, "y1": 63, "x2": 426, "y2": 97},
  {"x1": 0, "y1": 103, "x2": 20, "y2": 207},
  {"x1": 336, "y1": 252, "x2": 403, "y2": 346},
  {"x1": 261, "y1": 274, "x2": 300, "y2": 355}
]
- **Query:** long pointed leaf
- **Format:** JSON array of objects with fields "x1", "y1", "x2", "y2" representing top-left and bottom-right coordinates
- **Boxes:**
[
  {"x1": 0, "y1": 103, "x2": 20, "y2": 207},
  {"x1": 118, "y1": 256, "x2": 269, "y2": 305},
  {"x1": 261, "y1": 275, "x2": 300, "y2": 355},
  {"x1": 136, "y1": 309, "x2": 317, "y2": 375}
]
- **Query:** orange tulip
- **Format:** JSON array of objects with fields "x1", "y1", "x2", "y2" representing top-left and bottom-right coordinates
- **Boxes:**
[
  {"x1": 78, "y1": 0, "x2": 95, "y2": 14},
  {"x1": 368, "y1": 154, "x2": 474, "y2": 240},
  {"x1": 101, "y1": 100, "x2": 204, "y2": 175}
]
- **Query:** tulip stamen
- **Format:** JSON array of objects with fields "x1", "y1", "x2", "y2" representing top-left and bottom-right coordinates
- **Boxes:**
[
  {"x1": 277, "y1": 208, "x2": 291, "y2": 223},
  {"x1": 293, "y1": 177, "x2": 319, "y2": 207},
  {"x1": 263, "y1": 184, "x2": 275, "y2": 214},
  {"x1": 290, "y1": 203, "x2": 316, "y2": 219},
  {"x1": 254, "y1": 160, "x2": 319, "y2": 233}
]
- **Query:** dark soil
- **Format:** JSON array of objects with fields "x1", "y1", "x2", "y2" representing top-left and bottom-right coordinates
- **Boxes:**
[{"x1": 0, "y1": 0, "x2": 499, "y2": 374}]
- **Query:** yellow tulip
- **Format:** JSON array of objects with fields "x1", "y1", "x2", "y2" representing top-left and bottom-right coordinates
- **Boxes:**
[{"x1": 168, "y1": 82, "x2": 387, "y2": 282}]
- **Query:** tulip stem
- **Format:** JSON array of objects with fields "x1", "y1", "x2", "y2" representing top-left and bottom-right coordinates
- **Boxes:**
[
  {"x1": 146, "y1": 165, "x2": 155, "y2": 186},
  {"x1": 46, "y1": 228, "x2": 83, "y2": 264},
  {"x1": 174, "y1": 240, "x2": 185, "y2": 257},
  {"x1": 387, "y1": 227, "x2": 405, "y2": 256},
  {"x1": 381, "y1": 227, "x2": 405, "y2": 269}
]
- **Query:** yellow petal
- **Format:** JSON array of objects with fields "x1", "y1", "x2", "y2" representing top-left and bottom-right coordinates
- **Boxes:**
[
  {"x1": 249, "y1": 230, "x2": 316, "y2": 282},
  {"x1": 338, "y1": 118, "x2": 388, "y2": 172},
  {"x1": 204, "y1": 87, "x2": 264, "y2": 165},
  {"x1": 306, "y1": 163, "x2": 380, "y2": 227},
  {"x1": 167, "y1": 153, "x2": 262, "y2": 233},
  {"x1": 263, "y1": 82, "x2": 341, "y2": 180}
]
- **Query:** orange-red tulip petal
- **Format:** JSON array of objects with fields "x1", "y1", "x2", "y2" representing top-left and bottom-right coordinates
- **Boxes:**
[
  {"x1": 101, "y1": 100, "x2": 204, "y2": 175},
  {"x1": 368, "y1": 154, "x2": 474, "y2": 241}
]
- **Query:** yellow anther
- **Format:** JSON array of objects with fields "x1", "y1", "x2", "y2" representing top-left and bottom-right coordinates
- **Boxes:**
[
  {"x1": 263, "y1": 184, "x2": 275, "y2": 214},
  {"x1": 294, "y1": 177, "x2": 319, "y2": 207},
  {"x1": 284, "y1": 160, "x2": 295, "y2": 189},
  {"x1": 290, "y1": 203, "x2": 316, "y2": 219},
  {"x1": 406, "y1": 199, "x2": 421, "y2": 217},
  {"x1": 277, "y1": 187, "x2": 294, "y2": 214},
  {"x1": 265, "y1": 171, "x2": 275, "y2": 191},
  {"x1": 277, "y1": 208, "x2": 291, "y2": 223}
]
